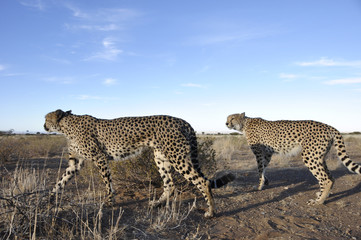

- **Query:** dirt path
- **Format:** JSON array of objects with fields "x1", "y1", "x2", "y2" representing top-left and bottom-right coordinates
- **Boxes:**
[
  {"x1": 112, "y1": 164, "x2": 361, "y2": 239},
  {"x1": 206, "y1": 167, "x2": 361, "y2": 239}
]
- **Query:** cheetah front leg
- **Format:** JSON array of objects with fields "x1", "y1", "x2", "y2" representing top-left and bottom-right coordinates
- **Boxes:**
[
  {"x1": 251, "y1": 146, "x2": 271, "y2": 191},
  {"x1": 50, "y1": 153, "x2": 84, "y2": 202}
]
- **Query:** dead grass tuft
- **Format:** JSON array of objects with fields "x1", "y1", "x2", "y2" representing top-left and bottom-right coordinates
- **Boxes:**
[{"x1": 0, "y1": 156, "x2": 125, "y2": 239}]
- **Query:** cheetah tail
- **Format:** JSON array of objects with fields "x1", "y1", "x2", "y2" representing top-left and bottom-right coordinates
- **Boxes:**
[
  {"x1": 209, "y1": 173, "x2": 235, "y2": 188},
  {"x1": 334, "y1": 132, "x2": 361, "y2": 174}
]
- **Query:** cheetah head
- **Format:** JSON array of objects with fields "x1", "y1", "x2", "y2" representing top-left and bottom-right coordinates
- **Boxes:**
[
  {"x1": 226, "y1": 113, "x2": 246, "y2": 132},
  {"x1": 44, "y1": 109, "x2": 72, "y2": 133}
]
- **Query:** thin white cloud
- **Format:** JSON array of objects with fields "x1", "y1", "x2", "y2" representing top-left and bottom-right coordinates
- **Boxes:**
[
  {"x1": 196, "y1": 65, "x2": 211, "y2": 73},
  {"x1": 86, "y1": 38, "x2": 123, "y2": 61},
  {"x1": 64, "y1": 3, "x2": 88, "y2": 18},
  {"x1": 3, "y1": 73, "x2": 27, "y2": 77},
  {"x1": 99, "y1": 9, "x2": 140, "y2": 23},
  {"x1": 77, "y1": 95, "x2": 101, "y2": 100},
  {"x1": 188, "y1": 34, "x2": 250, "y2": 45},
  {"x1": 197, "y1": 35, "x2": 241, "y2": 45},
  {"x1": 297, "y1": 57, "x2": 361, "y2": 67},
  {"x1": 20, "y1": 0, "x2": 45, "y2": 10},
  {"x1": 46, "y1": 57, "x2": 71, "y2": 65},
  {"x1": 63, "y1": 5, "x2": 139, "y2": 32},
  {"x1": 87, "y1": 24, "x2": 118, "y2": 31},
  {"x1": 103, "y1": 38, "x2": 114, "y2": 48},
  {"x1": 103, "y1": 78, "x2": 117, "y2": 86},
  {"x1": 201, "y1": 103, "x2": 214, "y2": 107},
  {"x1": 181, "y1": 83, "x2": 205, "y2": 88},
  {"x1": 75, "y1": 95, "x2": 119, "y2": 101},
  {"x1": 0, "y1": 65, "x2": 6, "y2": 71},
  {"x1": 187, "y1": 29, "x2": 277, "y2": 46},
  {"x1": 44, "y1": 76, "x2": 74, "y2": 84},
  {"x1": 323, "y1": 78, "x2": 361, "y2": 85},
  {"x1": 65, "y1": 23, "x2": 120, "y2": 32},
  {"x1": 279, "y1": 73, "x2": 298, "y2": 79}
]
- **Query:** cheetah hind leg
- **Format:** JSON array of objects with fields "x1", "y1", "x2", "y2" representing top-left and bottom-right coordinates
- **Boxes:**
[
  {"x1": 307, "y1": 161, "x2": 335, "y2": 205},
  {"x1": 186, "y1": 170, "x2": 215, "y2": 218},
  {"x1": 203, "y1": 180, "x2": 215, "y2": 218},
  {"x1": 307, "y1": 179, "x2": 334, "y2": 205},
  {"x1": 175, "y1": 165, "x2": 214, "y2": 217},
  {"x1": 150, "y1": 186, "x2": 175, "y2": 208},
  {"x1": 93, "y1": 155, "x2": 115, "y2": 206},
  {"x1": 150, "y1": 151, "x2": 175, "y2": 208}
]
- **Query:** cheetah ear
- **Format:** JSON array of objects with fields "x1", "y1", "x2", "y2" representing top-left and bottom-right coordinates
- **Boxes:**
[
  {"x1": 240, "y1": 112, "x2": 245, "y2": 118},
  {"x1": 54, "y1": 109, "x2": 72, "y2": 123},
  {"x1": 55, "y1": 109, "x2": 65, "y2": 122}
]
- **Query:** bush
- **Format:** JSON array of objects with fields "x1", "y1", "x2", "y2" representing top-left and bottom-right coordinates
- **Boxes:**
[
  {"x1": 229, "y1": 132, "x2": 240, "y2": 135},
  {"x1": 110, "y1": 148, "x2": 162, "y2": 190},
  {"x1": 197, "y1": 137, "x2": 217, "y2": 177},
  {"x1": 110, "y1": 137, "x2": 218, "y2": 191}
]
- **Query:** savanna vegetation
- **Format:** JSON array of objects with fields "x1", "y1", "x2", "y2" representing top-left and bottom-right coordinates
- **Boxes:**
[{"x1": 1, "y1": 133, "x2": 361, "y2": 239}]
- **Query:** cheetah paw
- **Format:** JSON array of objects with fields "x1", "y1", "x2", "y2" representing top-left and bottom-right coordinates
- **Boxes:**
[
  {"x1": 104, "y1": 196, "x2": 114, "y2": 207},
  {"x1": 204, "y1": 210, "x2": 214, "y2": 218},
  {"x1": 307, "y1": 199, "x2": 317, "y2": 205}
]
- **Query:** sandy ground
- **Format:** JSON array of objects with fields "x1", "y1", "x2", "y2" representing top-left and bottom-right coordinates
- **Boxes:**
[
  {"x1": 111, "y1": 164, "x2": 361, "y2": 239},
  {"x1": 113, "y1": 135, "x2": 361, "y2": 239}
]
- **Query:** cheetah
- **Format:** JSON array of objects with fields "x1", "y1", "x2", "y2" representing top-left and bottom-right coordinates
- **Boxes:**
[
  {"x1": 44, "y1": 109, "x2": 234, "y2": 217},
  {"x1": 226, "y1": 112, "x2": 361, "y2": 205}
]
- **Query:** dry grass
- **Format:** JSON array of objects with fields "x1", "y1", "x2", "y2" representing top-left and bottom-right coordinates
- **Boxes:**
[
  {"x1": 2, "y1": 133, "x2": 359, "y2": 239},
  {"x1": 0, "y1": 159, "x2": 202, "y2": 239},
  {"x1": 0, "y1": 135, "x2": 66, "y2": 164},
  {"x1": 147, "y1": 188, "x2": 197, "y2": 231},
  {"x1": 0, "y1": 155, "x2": 125, "y2": 239},
  {"x1": 211, "y1": 135, "x2": 248, "y2": 162},
  {"x1": 206, "y1": 135, "x2": 255, "y2": 171}
]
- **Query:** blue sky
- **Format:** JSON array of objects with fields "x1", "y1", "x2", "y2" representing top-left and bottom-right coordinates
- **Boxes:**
[{"x1": 1, "y1": 0, "x2": 361, "y2": 133}]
